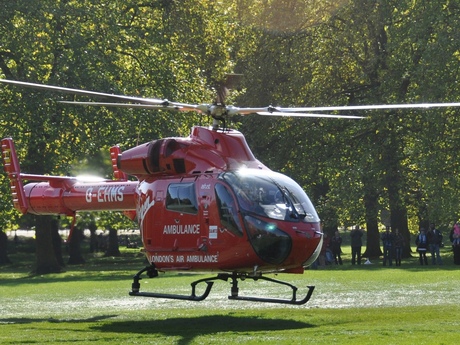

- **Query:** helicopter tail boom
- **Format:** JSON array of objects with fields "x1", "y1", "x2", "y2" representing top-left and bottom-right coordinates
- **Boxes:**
[{"x1": 1, "y1": 138, "x2": 138, "y2": 216}]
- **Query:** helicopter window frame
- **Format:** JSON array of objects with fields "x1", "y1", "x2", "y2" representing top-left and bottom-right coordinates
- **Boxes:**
[{"x1": 165, "y1": 182, "x2": 198, "y2": 215}]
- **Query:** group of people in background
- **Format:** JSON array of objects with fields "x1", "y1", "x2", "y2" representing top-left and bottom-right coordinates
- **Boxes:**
[
  {"x1": 314, "y1": 226, "x2": 363, "y2": 267},
  {"x1": 314, "y1": 221, "x2": 460, "y2": 268},
  {"x1": 317, "y1": 227, "x2": 364, "y2": 267},
  {"x1": 380, "y1": 223, "x2": 444, "y2": 266},
  {"x1": 413, "y1": 224, "x2": 443, "y2": 265}
]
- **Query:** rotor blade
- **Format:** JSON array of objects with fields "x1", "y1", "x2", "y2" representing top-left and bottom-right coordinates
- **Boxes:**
[
  {"x1": 58, "y1": 101, "x2": 209, "y2": 114},
  {"x1": 277, "y1": 103, "x2": 460, "y2": 112},
  {"x1": 227, "y1": 107, "x2": 272, "y2": 115},
  {"x1": 218, "y1": 106, "x2": 364, "y2": 118},
  {"x1": 58, "y1": 101, "x2": 180, "y2": 110},
  {"x1": 256, "y1": 112, "x2": 364, "y2": 119},
  {"x1": 0, "y1": 78, "x2": 166, "y2": 106},
  {"x1": 56, "y1": 101, "x2": 363, "y2": 119}
]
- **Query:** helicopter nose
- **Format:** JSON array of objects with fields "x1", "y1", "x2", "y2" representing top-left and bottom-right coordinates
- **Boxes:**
[
  {"x1": 287, "y1": 228, "x2": 323, "y2": 268},
  {"x1": 301, "y1": 232, "x2": 323, "y2": 267}
]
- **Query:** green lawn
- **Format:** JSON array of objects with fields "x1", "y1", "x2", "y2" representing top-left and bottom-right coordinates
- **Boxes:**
[{"x1": 1, "y1": 243, "x2": 459, "y2": 344}]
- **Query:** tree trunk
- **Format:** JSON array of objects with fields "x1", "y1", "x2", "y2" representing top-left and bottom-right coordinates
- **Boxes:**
[
  {"x1": 88, "y1": 221, "x2": 98, "y2": 253},
  {"x1": 362, "y1": 183, "x2": 382, "y2": 259},
  {"x1": 0, "y1": 231, "x2": 12, "y2": 265},
  {"x1": 67, "y1": 226, "x2": 86, "y2": 265},
  {"x1": 105, "y1": 228, "x2": 120, "y2": 257},
  {"x1": 51, "y1": 218, "x2": 65, "y2": 267},
  {"x1": 390, "y1": 205, "x2": 411, "y2": 258},
  {"x1": 35, "y1": 216, "x2": 62, "y2": 274},
  {"x1": 384, "y1": 134, "x2": 411, "y2": 258}
]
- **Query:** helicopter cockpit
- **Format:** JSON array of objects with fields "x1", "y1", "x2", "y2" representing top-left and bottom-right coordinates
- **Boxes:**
[
  {"x1": 217, "y1": 169, "x2": 320, "y2": 265},
  {"x1": 220, "y1": 169, "x2": 320, "y2": 223}
]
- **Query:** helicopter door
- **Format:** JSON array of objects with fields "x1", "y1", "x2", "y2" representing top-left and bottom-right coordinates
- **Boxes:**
[
  {"x1": 214, "y1": 183, "x2": 243, "y2": 237},
  {"x1": 163, "y1": 181, "x2": 200, "y2": 251}
]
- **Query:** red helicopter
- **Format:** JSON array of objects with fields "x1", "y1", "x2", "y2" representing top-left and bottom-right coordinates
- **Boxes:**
[{"x1": 2, "y1": 78, "x2": 458, "y2": 304}]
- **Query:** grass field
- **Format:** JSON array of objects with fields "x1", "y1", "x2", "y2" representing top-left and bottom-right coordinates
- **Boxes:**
[{"x1": 1, "y1": 241, "x2": 459, "y2": 345}]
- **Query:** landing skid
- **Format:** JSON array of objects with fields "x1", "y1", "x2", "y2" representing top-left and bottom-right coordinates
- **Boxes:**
[{"x1": 129, "y1": 265, "x2": 315, "y2": 305}]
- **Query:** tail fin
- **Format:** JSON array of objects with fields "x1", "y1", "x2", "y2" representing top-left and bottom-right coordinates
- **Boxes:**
[
  {"x1": 110, "y1": 145, "x2": 128, "y2": 181},
  {"x1": 1, "y1": 138, "x2": 28, "y2": 214}
]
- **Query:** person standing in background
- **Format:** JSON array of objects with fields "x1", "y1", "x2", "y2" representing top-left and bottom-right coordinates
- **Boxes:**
[
  {"x1": 449, "y1": 223, "x2": 460, "y2": 265},
  {"x1": 350, "y1": 226, "x2": 363, "y2": 265},
  {"x1": 393, "y1": 228, "x2": 405, "y2": 266},
  {"x1": 415, "y1": 228, "x2": 428, "y2": 265},
  {"x1": 330, "y1": 231, "x2": 343, "y2": 265},
  {"x1": 427, "y1": 223, "x2": 443, "y2": 265},
  {"x1": 381, "y1": 226, "x2": 394, "y2": 266}
]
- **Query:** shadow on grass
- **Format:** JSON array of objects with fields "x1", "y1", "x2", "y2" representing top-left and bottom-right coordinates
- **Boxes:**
[
  {"x1": 93, "y1": 314, "x2": 314, "y2": 345},
  {"x1": 0, "y1": 314, "x2": 117, "y2": 324},
  {"x1": 0, "y1": 269, "x2": 217, "y2": 287},
  {"x1": 0, "y1": 271, "x2": 136, "y2": 285},
  {"x1": 0, "y1": 314, "x2": 313, "y2": 345}
]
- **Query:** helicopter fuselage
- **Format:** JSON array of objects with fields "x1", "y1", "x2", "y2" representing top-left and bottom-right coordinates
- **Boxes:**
[{"x1": 137, "y1": 173, "x2": 322, "y2": 274}]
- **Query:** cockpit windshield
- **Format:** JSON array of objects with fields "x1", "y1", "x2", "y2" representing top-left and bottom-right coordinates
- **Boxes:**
[{"x1": 219, "y1": 169, "x2": 320, "y2": 222}]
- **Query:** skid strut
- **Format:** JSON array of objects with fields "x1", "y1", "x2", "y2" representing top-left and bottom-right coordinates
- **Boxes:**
[
  {"x1": 129, "y1": 265, "x2": 214, "y2": 301},
  {"x1": 225, "y1": 273, "x2": 315, "y2": 305},
  {"x1": 129, "y1": 266, "x2": 315, "y2": 305}
]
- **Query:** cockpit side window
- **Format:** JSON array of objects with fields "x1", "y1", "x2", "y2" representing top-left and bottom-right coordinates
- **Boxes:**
[
  {"x1": 215, "y1": 183, "x2": 243, "y2": 237},
  {"x1": 166, "y1": 182, "x2": 198, "y2": 214}
]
